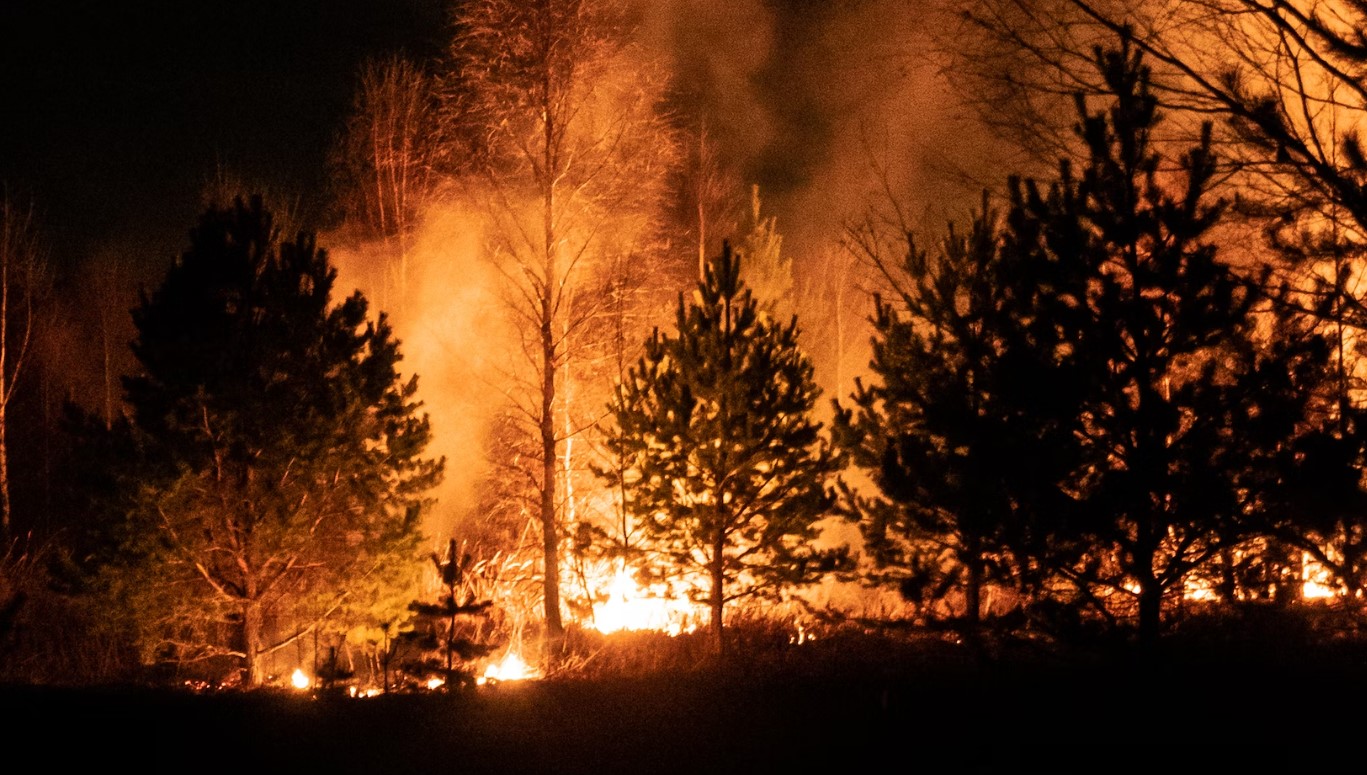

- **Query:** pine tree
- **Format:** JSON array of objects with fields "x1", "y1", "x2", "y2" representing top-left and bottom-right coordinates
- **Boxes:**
[
  {"x1": 111, "y1": 195, "x2": 443, "y2": 687},
  {"x1": 1013, "y1": 40, "x2": 1329, "y2": 645},
  {"x1": 600, "y1": 243, "x2": 844, "y2": 657},
  {"x1": 398, "y1": 538, "x2": 500, "y2": 692},
  {"x1": 739, "y1": 184, "x2": 791, "y2": 318},
  {"x1": 837, "y1": 37, "x2": 1333, "y2": 649},
  {"x1": 832, "y1": 193, "x2": 1086, "y2": 634}
]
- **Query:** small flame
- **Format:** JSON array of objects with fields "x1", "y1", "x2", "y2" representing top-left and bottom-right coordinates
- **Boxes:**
[
  {"x1": 426, "y1": 677, "x2": 445, "y2": 691},
  {"x1": 480, "y1": 651, "x2": 539, "y2": 684},
  {"x1": 290, "y1": 669, "x2": 310, "y2": 690}
]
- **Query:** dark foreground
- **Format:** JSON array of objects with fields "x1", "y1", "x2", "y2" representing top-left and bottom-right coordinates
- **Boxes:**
[{"x1": 4, "y1": 654, "x2": 1361, "y2": 774}]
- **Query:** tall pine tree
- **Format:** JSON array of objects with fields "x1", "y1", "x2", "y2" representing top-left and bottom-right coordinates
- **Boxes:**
[
  {"x1": 1052, "y1": 40, "x2": 1327, "y2": 645},
  {"x1": 600, "y1": 243, "x2": 843, "y2": 656},
  {"x1": 111, "y1": 196, "x2": 443, "y2": 686},
  {"x1": 837, "y1": 37, "x2": 1333, "y2": 649},
  {"x1": 832, "y1": 193, "x2": 1086, "y2": 635}
]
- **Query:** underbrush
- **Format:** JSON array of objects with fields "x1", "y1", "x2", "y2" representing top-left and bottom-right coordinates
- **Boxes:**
[{"x1": 551, "y1": 612, "x2": 978, "y2": 686}]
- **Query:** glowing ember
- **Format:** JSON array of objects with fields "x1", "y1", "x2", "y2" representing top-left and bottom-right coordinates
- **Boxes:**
[
  {"x1": 480, "y1": 650, "x2": 539, "y2": 684},
  {"x1": 290, "y1": 669, "x2": 310, "y2": 690}
]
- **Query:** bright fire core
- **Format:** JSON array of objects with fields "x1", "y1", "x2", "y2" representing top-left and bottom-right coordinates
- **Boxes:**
[{"x1": 589, "y1": 566, "x2": 699, "y2": 636}]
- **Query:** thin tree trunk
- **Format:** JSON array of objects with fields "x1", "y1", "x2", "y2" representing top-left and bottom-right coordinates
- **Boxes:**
[
  {"x1": 244, "y1": 597, "x2": 264, "y2": 687},
  {"x1": 539, "y1": 58, "x2": 564, "y2": 649},
  {"x1": 965, "y1": 550, "x2": 982, "y2": 630},
  {"x1": 711, "y1": 520, "x2": 725, "y2": 658},
  {"x1": 0, "y1": 415, "x2": 9, "y2": 544},
  {"x1": 0, "y1": 231, "x2": 9, "y2": 543},
  {"x1": 1138, "y1": 577, "x2": 1161, "y2": 649}
]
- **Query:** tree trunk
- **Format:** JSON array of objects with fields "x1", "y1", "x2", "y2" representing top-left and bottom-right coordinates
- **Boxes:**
[
  {"x1": 1137, "y1": 574, "x2": 1162, "y2": 650},
  {"x1": 243, "y1": 598, "x2": 264, "y2": 687},
  {"x1": 0, "y1": 238, "x2": 9, "y2": 544},
  {"x1": 540, "y1": 347, "x2": 563, "y2": 644},
  {"x1": 0, "y1": 405, "x2": 9, "y2": 544},
  {"x1": 539, "y1": 71, "x2": 564, "y2": 650},
  {"x1": 965, "y1": 551, "x2": 982, "y2": 630},
  {"x1": 710, "y1": 520, "x2": 725, "y2": 658}
]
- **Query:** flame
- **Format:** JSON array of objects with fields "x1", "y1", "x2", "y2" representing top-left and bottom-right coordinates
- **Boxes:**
[
  {"x1": 1301, "y1": 551, "x2": 1338, "y2": 599},
  {"x1": 480, "y1": 650, "x2": 540, "y2": 684},
  {"x1": 426, "y1": 677, "x2": 445, "y2": 691},
  {"x1": 589, "y1": 565, "x2": 699, "y2": 636},
  {"x1": 290, "y1": 669, "x2": 310, "y2": 690}
]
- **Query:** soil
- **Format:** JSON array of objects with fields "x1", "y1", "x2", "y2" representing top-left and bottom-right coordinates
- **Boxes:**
[{"x1": 4, "y1": 652, "x2": 1357, "y2": 773}]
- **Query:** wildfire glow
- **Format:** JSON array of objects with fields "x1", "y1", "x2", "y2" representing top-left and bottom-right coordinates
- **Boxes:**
[
  {"x1": 290, "y1": 669, "x2": 310, "y2": 690},
  {"x1": 589, "y1": 566, "x2": 699, "y2": 636},
  {"x1": 480, "y1": 650, "x2": 539, "y2": 684},
  {"x1": 1301, "y1": 552, "x2": 1338, "y2": 599}
]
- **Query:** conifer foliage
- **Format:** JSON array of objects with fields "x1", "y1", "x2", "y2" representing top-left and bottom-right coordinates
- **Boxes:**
[
  {"x1": 114, "y1": 195, "x2": 443, "y2": 686},
  {"x1": 832, "y1": 195, "x2": 1086, "y2": 632},
  {"x1": 836, "y1": 39, "x2": 1331, "y2": 646},
  {"x1": 398, "y1": 538, "x2": 499, "y2": 692},
  {"x1": 601, "y1": 243, "x2": 843, "y2": 656}
]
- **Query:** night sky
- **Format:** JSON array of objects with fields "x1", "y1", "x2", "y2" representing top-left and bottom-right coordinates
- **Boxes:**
[
  {"x1": 0, "y1": 0, "x2": 449, "y2": 272},
  {"x1": 2, "y1": 0, "x2": 968, "y2": 278}
]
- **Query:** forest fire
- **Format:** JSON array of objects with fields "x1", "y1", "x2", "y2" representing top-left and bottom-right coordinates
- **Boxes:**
[
  {"x1": 12, "y1": 0, "x2": 1367, "y2": 719},
  {"x1": 479, "y1": 651, "x2": 538, "y2": 684},
  {"x1": 587, "y1": 565, "x2": 700, "y2": 636}
]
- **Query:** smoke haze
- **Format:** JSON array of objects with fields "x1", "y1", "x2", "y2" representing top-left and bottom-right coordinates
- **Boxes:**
[{"x1": 335, "y1": 0, "x2": 1008, "y2": 545}]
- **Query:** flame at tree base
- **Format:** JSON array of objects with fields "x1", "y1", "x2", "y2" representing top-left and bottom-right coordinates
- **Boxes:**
[
  {"x1": 479, "y1": 650, "x2": 540, "y2": 684},
  {"x1": 590, "y1": 566, "x2": 700, "y2": 636}
]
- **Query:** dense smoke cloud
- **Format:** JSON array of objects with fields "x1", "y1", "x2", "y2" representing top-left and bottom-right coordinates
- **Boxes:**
[
  {"x1": 644, "y1": 0, "x2": 1000, "y2": 265},
  {"x1": 327, "y1": 209, "x2": 505, "y2": 540}
]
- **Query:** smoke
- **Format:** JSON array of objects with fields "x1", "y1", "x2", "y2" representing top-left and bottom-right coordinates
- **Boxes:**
[
  {"x1": 326, "y1": 205, "x2": 508, "y2": 541},
  {"x1": 329, "y1": 0, "x2": 1010, "y2": 542},
  {"x1": 637, "y1": 0, "x2": 1004, "y2": 411},
  {"x1": 642, "y1": 0, "x2": 1000, "y2": 264}
]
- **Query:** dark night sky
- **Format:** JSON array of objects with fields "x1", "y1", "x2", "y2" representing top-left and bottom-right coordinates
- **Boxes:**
[
  {"x1": 1, "y1": 0, "x2": 965, "y2": 282},
  {"x1": 0, "y1": 0, "x2": 449, "y2": 272}
]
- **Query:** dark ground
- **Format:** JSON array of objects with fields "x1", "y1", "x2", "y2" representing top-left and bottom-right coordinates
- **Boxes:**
[{"x1": 4, "y1": 652, "x2": 1359, "y2": 774}]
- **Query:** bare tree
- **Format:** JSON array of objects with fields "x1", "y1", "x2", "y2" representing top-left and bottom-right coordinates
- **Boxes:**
[
  {"x1": 0, "y1": 191, "x2": 47, "y2": 543},
  {"x1": 442, "y1": 0, "x2": 679, "y2": 651},
  {"x1": 673, "y1": 117, "x2": 744, "y2": 280},
  {"x1": 956, "y1": 0, "x2": 1367, "y2": 263},
  {"x1": 334, "y1": 54, "x2": 441, "y2": 308}
]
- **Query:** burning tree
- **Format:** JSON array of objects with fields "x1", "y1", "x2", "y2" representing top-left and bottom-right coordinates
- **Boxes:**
[
  {"x1": 441, "y1": 0, "x2": 679, "y2": 652},
  {"x1": 600, "y1": 244, "x2": 844, "y2": 657},
  {"x1": 106, "y1": 196, "x2": 442, "y2": 687}
]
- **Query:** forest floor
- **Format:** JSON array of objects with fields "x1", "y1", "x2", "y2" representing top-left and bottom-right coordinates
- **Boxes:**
[{"x1": 6, "y1": 627, "x2": 1365, "y2": 774}]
